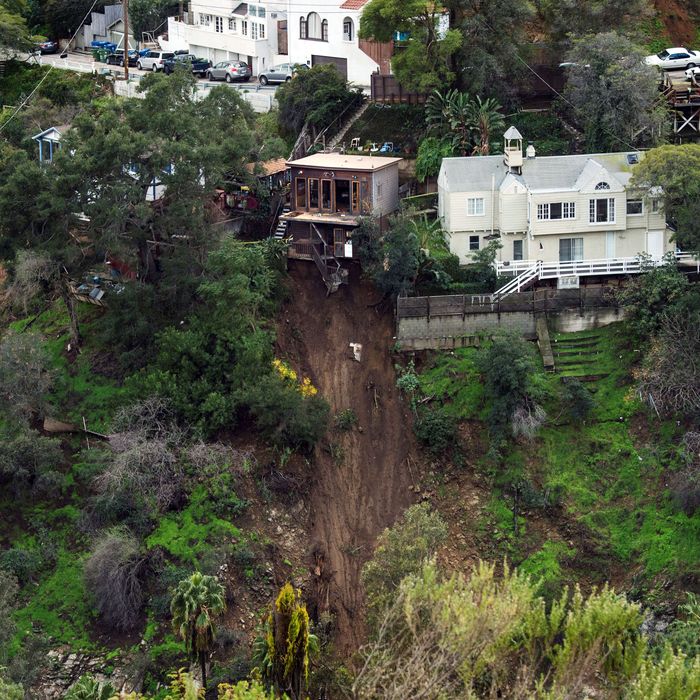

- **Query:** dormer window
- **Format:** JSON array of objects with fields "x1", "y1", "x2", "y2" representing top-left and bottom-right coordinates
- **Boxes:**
[{"x1": 595, "y1": 181, "x2": 610, "y2": 190}]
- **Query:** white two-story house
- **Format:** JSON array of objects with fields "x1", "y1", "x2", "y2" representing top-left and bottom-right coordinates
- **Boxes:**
[
  {"x1": 438, "y1": 127, "x2": 675, "y2": 282},
  {"x1": 286, "y1": 0, "x2": 392, "y2": 86},
  {"x1": 163, "y1": 0, "x2": 288, "y2": 76}
]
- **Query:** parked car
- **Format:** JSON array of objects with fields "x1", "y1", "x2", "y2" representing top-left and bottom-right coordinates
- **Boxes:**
[
  {"x1": 206, "y1": 60, "x2": 251, "y2": 83},
  {"x1": 686, "y1": 65, "x2": 700, "y2": 81},
  {"x1": 645, "y1": 47, "x2": 700, "y2": 70},
  {"x1": 136, "y1": 50, "x2": 175, "y2": 72},
  {"x1": 257, "y1": 63, "x2": 308, "y2": 85},
  {"x1": 37, "y1": 40, "x2": 58, "y2": 54},
  {"x1": 106, "y1": 50, "x2": 139, "y2": 67},
  {"x1": 162, "y1": 53, "x2": 212, "y2": 77}
]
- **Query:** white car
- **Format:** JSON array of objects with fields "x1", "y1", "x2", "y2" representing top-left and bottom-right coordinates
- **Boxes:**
[
  {"x1": 645, "y1": 47, "x2": 700, "y2": 70},
  {"x1": 686, "y1": 65, "x2": 700, "y2": 81},
  {"x1": 136, "y1": 50, "x2": 175, "y2": 72}
]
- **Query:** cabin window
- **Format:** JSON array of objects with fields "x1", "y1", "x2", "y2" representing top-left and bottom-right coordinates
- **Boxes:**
[
  {"x1": 306, "y1": 12, "x2": 323, "y2": 39},
  {"x1": 296, "y1": 178, "x2": 307, "y2": 208},
  {"x1": 228, "y1": 17, "x2": 236, "y2": 31},
  {"x1": 594, "y1": 181, "x2": 610, "y2": 190},
  {"x1": 241, "y1": 19, "x2": 248, "y2": 35},
  {"x1": 352, "y1": 180, "x2": 360, "y2": 211},
  {"x1": 626, "y1": 199, "x2": 643, "y2": 215},
  {"x1": 321, "y1": 180, "x2": 332, "y2": 209},
  {"x1": 343, "y1": 17, "x2": 354, "y2": 41},
  {"x1": 467, "y1": 197, "x2": 484, "y2": 216},
  {"x1": 651, "y1": 198, "x2": 660, "y2": 213},
  {"x1": 469, "y1": 235, "x2": 480, "y2": 251},
  {"x1": 513, "y1": 240, "x2": 523, "y2": 260},
  {"x1": 589, "y1": 197, "x2": 615, "y2": 223},
  {"x1": 537, "y1": 202, "x2": 576, "y2": 220},
  {"x1": 559, "y1": 237, "x2": 583, "y2": 262},
  {"x1": 336, "y1": 179, "x2": 350, "y2": 212},
  {"x1": 215, "y1": 16, "x2": 223, "y2": 32},
  {"x1": 308, "y1": 178, "x2": 319, "y2": 208},
  {"x1": 334, "y1": 228, "x2": 345, "y2": 258},
  {"x1": 300, "y1": 16, "x2": 307, "y2": 39}
]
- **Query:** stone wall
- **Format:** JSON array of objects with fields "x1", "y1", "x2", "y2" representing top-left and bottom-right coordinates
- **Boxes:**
[{"x1": 397, "y1": 307, "x2": 625, "y2": 351}]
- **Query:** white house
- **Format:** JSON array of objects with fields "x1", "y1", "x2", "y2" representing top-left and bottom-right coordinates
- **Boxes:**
[
  {"x1": 286, "y1": 0, "x2": 392, "y2": 87},
  {"x1": 438, "y1": 128, "x2": 676, "y2": 283},
  {"x1": 162, "y1": 0, "x2": 288, "y2": 76}
]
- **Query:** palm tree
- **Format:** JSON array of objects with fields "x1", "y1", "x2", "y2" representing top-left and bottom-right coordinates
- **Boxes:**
[
  {"x1": 170, "y1": 572, "x2": 226, "y2": 691},
  {"x1": 469, "y1": 96, "x2": 505, "y2": 156}
]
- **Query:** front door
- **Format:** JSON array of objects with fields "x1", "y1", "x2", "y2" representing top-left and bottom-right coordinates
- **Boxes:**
[
  {"x1": 646, "y1": 230, "x2": 664, "y2": 260},
  {"x1": 334, "y1": 228, "x2": 345, "y2": 258}
]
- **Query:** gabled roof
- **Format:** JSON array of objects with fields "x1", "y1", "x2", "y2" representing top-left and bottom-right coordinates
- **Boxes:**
[
  {"x1": 503, "y1": 126, "x2": 523, "y2": 140},
  {"x1": 339, "y1": 0, "x2": 370, "y2": 9},
  {"x1": 232, "y1": 3, "x2": 248, "y2": 16},
  {"x1": 245, "y1": 158, "x2": 288, "y2": 176},
  {"x1": 32, "y1": 126, "x2": 65, "y2": 142},
  {"x1": 440, "y1": 151, "x2": 643, "y2": 194}
]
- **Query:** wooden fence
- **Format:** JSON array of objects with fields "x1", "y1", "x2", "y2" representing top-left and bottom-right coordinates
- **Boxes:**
[{"x1": 397, "y1": 287, "x2": 618, "y2": 319}]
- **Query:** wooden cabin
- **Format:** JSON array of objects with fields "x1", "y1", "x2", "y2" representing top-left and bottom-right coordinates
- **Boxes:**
[{"x1": 281, "y1": 153, "x2": 401, "y2": 292}]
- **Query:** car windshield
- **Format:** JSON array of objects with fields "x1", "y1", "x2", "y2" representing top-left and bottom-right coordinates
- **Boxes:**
[{"x1": 657, "y1": 50, "x2": 670, "y2": 59}]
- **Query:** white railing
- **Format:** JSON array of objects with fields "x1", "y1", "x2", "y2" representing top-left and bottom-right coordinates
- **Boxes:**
[
  {"x1": 492, "y1": 263, "x2": 539, "y2": 302},
  {"x1": 496, "y1": 251, "x2": 699, "y2": 279}
]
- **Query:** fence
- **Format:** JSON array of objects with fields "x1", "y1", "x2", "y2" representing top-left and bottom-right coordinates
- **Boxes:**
[{"x1": 397, "y1": 287, "x2": 618, "y2": 320}]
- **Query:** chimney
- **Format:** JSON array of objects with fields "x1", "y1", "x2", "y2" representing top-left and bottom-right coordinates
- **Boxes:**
[
  {"x1": 503, "y1": 126, "x2": 523, "y2": 174},
  {"x1": 526, "y1": 141, "x2": 536, "y2": 159}
]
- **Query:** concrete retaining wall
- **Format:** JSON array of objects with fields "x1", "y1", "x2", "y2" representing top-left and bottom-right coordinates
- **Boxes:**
[{"x1": 397, "y1": 307, "x2": 625, "y2": 351}]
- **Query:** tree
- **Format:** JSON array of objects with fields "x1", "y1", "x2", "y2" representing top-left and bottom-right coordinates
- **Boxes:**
[
  {"x1": 562, "y1": 32, "x2": 668, "y2": 152},
  {"x1": 275, "y1": 65, "x2": 361, "y2": 139},
  {"x1": 415, "y1": 136, "x2": 455, "y2": 182},
  {"x1": 361, "y1": 503, "x2": 447, "y2": 625},
  {"x1": 360, "y1": 0, "x2": 462, "y2": 93},
  {"x1": 42, "y1": 0, "x2": 108, "y2": 40},
  {"x1": 0, "y1": 570, "x2": 19, "y2": 665},
  {"x1": 0, "y1": 425, "x2": 63, "y2": 496},
  {"x1": 630, "y1": 144, "x2": 700, "y2": 252},
  {"x1": 0, "y1": 0, "x2": 34, "y2": 54},
  {"x1": 425, "y1": 89, "x2": 504, "y2": 156},
  {"x1": 170, "y1": 572, "x2": 226, "y2": 691},
  {"x1": 84, "y1": 527, "x2": 148, "y2": 631},
  {"x1": 128, "y1": 0, "x2": 178, "y2": 43},
  {"x1": 448, "y1": 0, "x2": 532, "y2": 103},
  {"x1": 256, "y1": 583, "x2": 316, "y2": 700},
  {"x1": 0, "y1": 330, "x2": 53, "y2": 424}
]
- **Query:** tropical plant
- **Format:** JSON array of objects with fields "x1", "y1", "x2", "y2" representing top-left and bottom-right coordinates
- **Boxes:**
[
  {"x1": 170, "y1": 572, "x2": 226, "y2": 690},
  {"x1": 255, "y1": 583, "x2": 317, "y2": 700},
  {"x1": 64, "y1": 675, "x2": 115, "y2": 700}
]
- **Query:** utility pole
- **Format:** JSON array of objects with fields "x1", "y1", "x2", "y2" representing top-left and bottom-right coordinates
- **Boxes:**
[
  {"x1": 179, "y1": 0, "x2": 184, "y2": 22},
  {"x1": 123, "y1": 0, "x2": 129, "y2": 80}
]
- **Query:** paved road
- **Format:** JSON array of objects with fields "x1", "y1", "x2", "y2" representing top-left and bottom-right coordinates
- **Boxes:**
[{"x1": 33, "y1": 50, "x2": 279, "y2": 95}]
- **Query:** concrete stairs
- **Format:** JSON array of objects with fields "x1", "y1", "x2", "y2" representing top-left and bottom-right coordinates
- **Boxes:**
[
  {"x1": 326, "y1": 101, "x2": 370, "y2": 152},
  {"x1": 551, "y1": 333, "x2": 607, "y2": 383}
]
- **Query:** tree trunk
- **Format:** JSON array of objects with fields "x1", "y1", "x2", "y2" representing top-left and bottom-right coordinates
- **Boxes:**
[
  {"x1": 61, "y1": 280, "x2": 81, "y2": 349},
  {"x1": 200, "y1": 650, "x2": 207, "y2": 691}
]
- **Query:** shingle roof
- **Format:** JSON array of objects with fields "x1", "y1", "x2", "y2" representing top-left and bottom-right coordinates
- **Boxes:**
[
  {"x1": 440, "y1": 151, "x2": 641, "y2": 193},
  {"x1": 339, "y1": 0, "x2": 370, "y2": 9}
]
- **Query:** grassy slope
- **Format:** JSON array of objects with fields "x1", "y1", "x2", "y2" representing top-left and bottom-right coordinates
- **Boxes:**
[{"x1": 417, "y1": 323, "x2": 700, "y2": 593}]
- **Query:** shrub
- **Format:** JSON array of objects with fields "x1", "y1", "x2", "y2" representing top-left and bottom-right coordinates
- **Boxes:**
[
  {"x1": 362, "y1": 503, "x2": 448, "y2": 625},
  {"x1": 0, "y1": 548, "x2": 42, "y2": 586},
  {"x1": 64, "y1": 675, "x2": 115, "y2": 700},
  {"x1": 247, "y1": 373, "x2": 329, "y2": 450},
  {"x1": 662, "y1": 593, "x2": 700, "y2": 659},
  {"x1": 562, "y1": 377, "x2": 595, "y2": 420},
  {"x1": 0, "y1": 426, "x2": 63, "y2": 496},
  {"x1": 334, "y1": 409, "x2": 358, "y2": 431},
  {"x1": 414, "y1": 406, "x2": 457, "y2": 455},
  {"x1": 0, "y1": 569, "x2": 18, "y2": 663},
  {"x1": 83, "y1": 527, "x2": 148, "y2": 631}
]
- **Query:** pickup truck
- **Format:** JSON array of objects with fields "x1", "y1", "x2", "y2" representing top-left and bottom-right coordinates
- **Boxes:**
[{"x1": 162, "y1": 54, "x2": 212, "y2": 77}]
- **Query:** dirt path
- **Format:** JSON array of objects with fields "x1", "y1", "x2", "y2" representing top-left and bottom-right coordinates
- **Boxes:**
[{"x1": 277, "y1": 262, "x2": 415, "y2": 654}]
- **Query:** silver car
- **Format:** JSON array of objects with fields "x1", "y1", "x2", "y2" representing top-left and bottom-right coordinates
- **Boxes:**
[
  {"x1": 206, "y1": 60, "x2": 251, "y2": 83},
  {"x1": 137, "y1": 50, "x2": 175, "y2": 72},
  {"x1": 258, "y1": 63, "x2": 307, "y2": 85}
]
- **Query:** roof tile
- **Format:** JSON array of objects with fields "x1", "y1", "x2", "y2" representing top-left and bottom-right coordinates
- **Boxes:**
[{"x1": 339, "y1": 0, "x2": 370, "y2": 9}]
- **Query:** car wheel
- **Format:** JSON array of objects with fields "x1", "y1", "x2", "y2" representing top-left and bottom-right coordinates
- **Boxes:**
[
  {"x1": 259, "y1": 75, "x2": 268, "y2": 85},
  {"x1": 137, "y1": 62, "x2": 142, "y2": 70},
  {"x1": 152, "y1": 64, "x2": 158, "y2": 72},
  {"x1": 285, "y1": 76, "x2": 292, "y2": 82},
  {"x1": 688, "y1": 63, "x2": 697, "y2": 69},
  {"x1": 119, "y1": 58, "x2": 124, "y2": 67},
  {"x1": 225, "y1": 73, "x2": 233, "y2": 83}
]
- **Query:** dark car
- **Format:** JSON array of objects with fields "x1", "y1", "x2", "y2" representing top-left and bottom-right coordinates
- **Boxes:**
[
  {"x1": 163, "y1": 54, "x2": 212, "y2": 77},
  {"x1": 37, "y1": 40, "x2": 58, "y2": 55},
  {"x1": 106, "y1": 50, "x2": 139, "y2": 67}
]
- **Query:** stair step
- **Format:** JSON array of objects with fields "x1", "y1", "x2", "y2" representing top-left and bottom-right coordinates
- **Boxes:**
[{"x1": 554, "y1": 349, "x2": 601, "y2": 357}]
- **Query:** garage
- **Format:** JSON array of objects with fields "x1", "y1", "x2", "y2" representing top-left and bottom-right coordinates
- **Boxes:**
[{"x1": 311, "y1": 55, "x2": 348, "y2": 79}]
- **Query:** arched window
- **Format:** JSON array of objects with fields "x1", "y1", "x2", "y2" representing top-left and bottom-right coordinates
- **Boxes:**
[
  {"x1": 343, "y1": 17, "x2": 353, "y2": 41},
  {"x1": 321, "y1": 19, "x2": 328, "y2": 41},
  {"x1": 300, "y1": 16, "x2": 307, "y2": 39},
  {"x1": 306, "y1": 12, "x2": 321, "y2": 39},
  {"x1": 595, "y1": 181, "x2": 610, "y2": 190}
]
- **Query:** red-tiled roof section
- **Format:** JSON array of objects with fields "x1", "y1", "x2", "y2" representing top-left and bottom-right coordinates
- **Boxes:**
[{"x1": 339, "y1": 0, "x2": 370, "y2": 9}]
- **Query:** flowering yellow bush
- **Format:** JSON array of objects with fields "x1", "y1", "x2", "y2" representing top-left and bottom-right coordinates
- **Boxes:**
[{"x1": 273, "y1": 359, "x2": 318, "y2": 398}]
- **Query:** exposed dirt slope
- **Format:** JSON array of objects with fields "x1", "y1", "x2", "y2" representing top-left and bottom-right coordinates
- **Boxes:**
[
  {"x1": 654, "y1": 0, "x2": 696, "y2": 44},
  {"x1": 277, "y1": 262, "x2": 415, "y2": 654}
]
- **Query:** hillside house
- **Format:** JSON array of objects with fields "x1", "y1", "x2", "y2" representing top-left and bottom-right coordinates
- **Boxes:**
[
  {"x1": 438, "y1": 127, "x2": 684, "y2": 292},
  {"x1": 281, "y1": 153, "x2": 401, "y2": 292},
  {"x1": 287, "y1": 0, "x2": 392, "y2": 86},
  {"x1": 33, "y1": 126, "x2": 65, "y2": 163}
]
